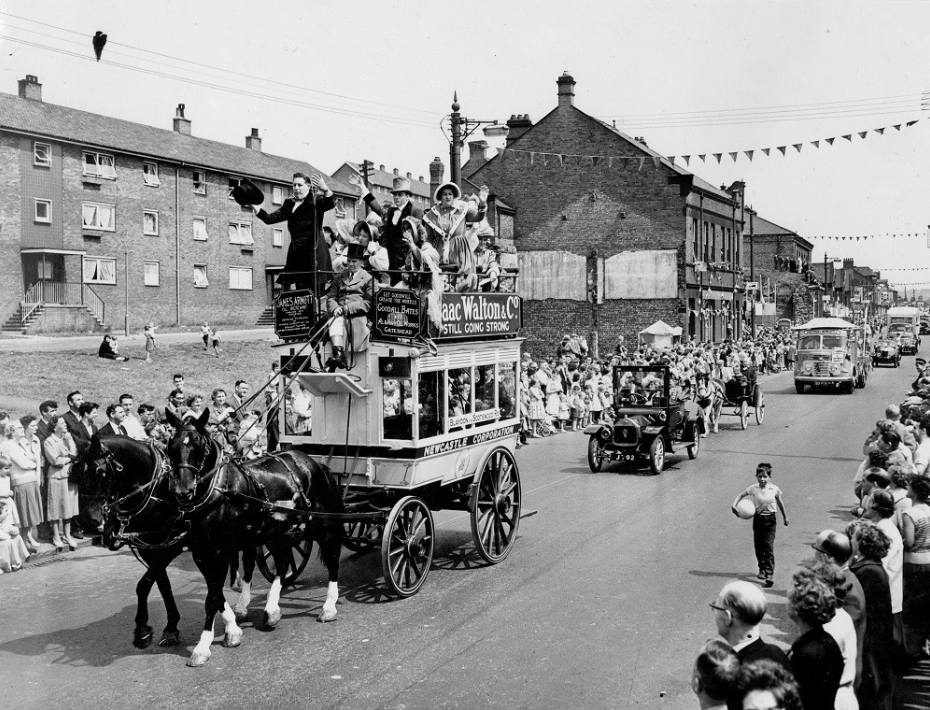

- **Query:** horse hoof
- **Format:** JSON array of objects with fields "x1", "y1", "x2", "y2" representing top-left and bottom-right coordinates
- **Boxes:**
[
  {"x1": 187, "y1": 651, "x2": 211, "y2": 667},
  {"x1": 133, "y1": 626, "x2": 154, "y2": 649},
  {"x1": 224, "y1": 630, "x2": 243, "y2": 648},
  {"x1": 158, "y1": 631, "x2": 180, "y2": 647},
  {"x1": 234, "y1": 609, "x2": 248, "y2": 624},
  {"x1": 263, "y1": 609, "x2": 281, "y2": 629},
  {"x1": 317, "y1": 609, "x2": 337, "y2": 623}
]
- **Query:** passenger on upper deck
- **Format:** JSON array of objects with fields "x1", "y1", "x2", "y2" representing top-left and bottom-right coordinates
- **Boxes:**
[
  {"x1": 323, "y1": 243, "x2": 374, "y2": 372},
  {"x1": 400, "y1": 217, "x2": 443, "y2": 332},
  {"x1": 422, "y1": 182, "x2": 489, "y2": 293},
  {"x1": 353, "y1": 214, "x2": 390, "y2": 285},
  {"x1": 349, "y1": 173, "x2": 422, "y2": 276}
]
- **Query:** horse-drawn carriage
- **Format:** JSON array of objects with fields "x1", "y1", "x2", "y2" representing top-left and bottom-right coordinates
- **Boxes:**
[
  {"x1": 81, "y1": 281, "x2": 525, "y2": 666},
  {"x1": 695, "y1": 370, "x2": 764, "y2": 432}
]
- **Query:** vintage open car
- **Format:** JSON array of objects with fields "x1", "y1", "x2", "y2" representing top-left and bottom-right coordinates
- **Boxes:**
[
  {"x1": 872, "y1": 337, "x2": 901, "y2": 367},
  {"x1": 897, "y1": 330, "x2": 919, "y2": 356},
  {"x1": 583, "y1": 365, "x2": 702, "y2": 475}
]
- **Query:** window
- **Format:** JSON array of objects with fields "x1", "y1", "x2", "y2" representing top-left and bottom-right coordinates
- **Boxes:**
[
  {"x1": 383, "y1": 377, "x2": 413, "y2": 440},
  {"x1": 228, "y1": 177, "x2": 241, "y2": 199},
  {"x1": 272, "y1": 228, "x2": 283, "y2": 248},
  {"x1": 229, "y1": 266, "x2": 253, "y2": 290},
  {"x1": 335, "y1": 197, "x2": 345, "y2": 214},
  {"x1": 143, "y1": 210, "x2": 159, "y2": 236},
  {"x1": 192, "y1": 217, "x2": 208, "y2": 241},
  {"x1": 34, "y1": 142, "x2": 51, "y2": 167},
  {"x1": 37, "y1": 261, "x2": 54, "y2": 280},
  {"x1": 82, "y1": 257, "x2": 117, "y2": 285},
  {"x1": 272, "y1": 186, "x2": 284, "y2": 205},
  {"x1": 228, "y1": 222, "x2": 254, "y2": 245},
  {"x1": 34, "y1": 199, "x2": 51, "y2": 223},
  {"x1": 82, "y1": 202, "x2": 115, "y2": 231},
  {"x1": 82, "y1": 151, "x2": 116, "y2": 179},
  {"x1": 144, "y1": 261, "x2": 160, "y2": 286},
  {"x1": 193, "y1": 170, "x2": 206, "y2": 194},
  {"x1": 142, "y1": 162, "x2": 160, "y2": 186},
  {"x1": 418, "y1": 371, "x2": 445, "y2": 439},
  {"x1": 193, "y1": 264, "x2": 209, "y2": 288}
]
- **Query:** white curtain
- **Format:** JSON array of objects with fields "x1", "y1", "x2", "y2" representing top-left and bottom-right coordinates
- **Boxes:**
[
  {"x1": 193, "y1": 218, "x2": 208, "y2": 240},
  {"x1": 82, "y1": 203, "x2": 98, "y2": 227},
  {"x1": 194, "y1": 266, "x2": 208, "y2": 287}
]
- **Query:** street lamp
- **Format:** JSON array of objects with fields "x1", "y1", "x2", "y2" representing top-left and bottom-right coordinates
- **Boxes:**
[{"x1": 448, "y1": 92, "x2": 506, "y2": 188}]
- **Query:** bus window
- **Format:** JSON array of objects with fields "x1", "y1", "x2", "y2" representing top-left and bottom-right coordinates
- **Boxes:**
[
  {"x1": 448, "y1": 368, "x2": 473, "y2": 431},
  {"x1": 498, "y1": 362, "x2": 517, "y2": 419},
  {"x1": 798, "y1": 335, "x2": 821, "y2": 350},
  {"x1": 418, "y1": 371, "x2": 444, "y2": 439},
  {"x1": 475, "y1": 364, "x2": 496, "y2": 413},
  {"x1": 382, "y1": 377, "x2": 412, "y2": 440},
  {"x1": 822, "y1": 334, "x2": 846, "y2": 349}
]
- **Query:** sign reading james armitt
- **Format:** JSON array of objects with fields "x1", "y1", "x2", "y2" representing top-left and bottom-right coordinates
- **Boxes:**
[
  {"x1": 275, "y1": 290, "x2": 314, "y2": 340},
  {"x1": 373, "y1": 288, "x2": 423, "y2": 340},
  {"x1": 436, "y1": 293, "x2": 522, "y2": 339}
]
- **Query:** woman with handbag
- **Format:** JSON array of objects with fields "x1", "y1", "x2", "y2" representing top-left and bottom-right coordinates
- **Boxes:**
[{"x1": 43, "y1": 416, "x2": 79, "y2": 552}]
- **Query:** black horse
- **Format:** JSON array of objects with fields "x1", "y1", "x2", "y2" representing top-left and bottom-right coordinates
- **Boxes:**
[
  {"x1": 79, "y1": 434, "x2": 186, "y2": 649},
  {"x1": 163, "y1": 408, "x2": 344, "y2": 667}
]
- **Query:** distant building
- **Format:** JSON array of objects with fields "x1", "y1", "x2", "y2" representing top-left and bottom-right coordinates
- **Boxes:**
[
  {"x1": 331, "y1": 162, "x2": 432, "y2": 212},
  {"x1": 0, "y1": 74, "x2": 356, "y2": 333}
]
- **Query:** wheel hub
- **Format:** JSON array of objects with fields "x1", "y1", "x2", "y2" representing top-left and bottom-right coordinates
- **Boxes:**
[
  {"x1": 406, "y1": 534, "x2": 426, "y2": 558},
  {"x1": 494, "y1": 494, "x2": 512, "y2": 516}
]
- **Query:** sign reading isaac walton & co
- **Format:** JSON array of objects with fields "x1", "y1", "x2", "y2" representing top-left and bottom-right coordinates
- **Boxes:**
[{"x1": 436, "y1": 293, "x2": 522, "y2": 339}]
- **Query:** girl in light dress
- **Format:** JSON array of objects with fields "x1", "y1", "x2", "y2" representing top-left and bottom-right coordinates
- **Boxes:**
[
  {"x1": 586, "y1": 376, "x2": 603, "y2": 423},
  {"x1": 0, "y1": 494, "x2": 29, "y2": 573},
  {"x1": 526, "y1": 373, "x2": 547, "y2": 437},
  {"x1": 558, "y1": 393, "x2": 571, "y2": 432}
]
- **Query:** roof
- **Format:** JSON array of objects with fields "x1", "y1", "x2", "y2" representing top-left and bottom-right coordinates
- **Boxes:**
[
  {"x1": 463, "y1": 176, "x2": 514, "y2": 211},
  {"x1": 640, "y1": 320, "x2": 682, "y2": 335},
  {"x1": 342, "y1": 161, "x2": 430, "y2": 197},
  {"x1": 748, "y1": 215, "x2": 814, "y2": 249},
  {"x1": 0, "y1": 91, "x2": 354, "y2": 194},
  {"x1": 792, "y1": 317, "x2": 860, "y2": 330}
]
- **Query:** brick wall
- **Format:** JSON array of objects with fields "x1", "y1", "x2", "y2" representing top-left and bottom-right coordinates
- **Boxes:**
[{"x1": 0, "y1": 134, "x2": 24, "y2": 323}]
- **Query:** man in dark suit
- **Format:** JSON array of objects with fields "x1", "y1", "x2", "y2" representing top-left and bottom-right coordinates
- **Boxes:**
[
  {"x1": 350, "y1": 173, "x2": 423, "y2": 276},
  {"x1": 712, "y1": 580, "x2": 790, "y2": 668},
  {"x1": 97, "y1": 403, "x2": 128, "y2": 438},
  {"x1": 230, "y1": 380, "x2": 250, "y2": 424},
  {"x1": 61, "y1": 391, "x2": 89, "y2": 538},
  {"x1": 252, "y1": 172, "x2": 335, "y2": 295},
  {"x1": 323, "y1": 243, "x2": 373, "y2": 371}
]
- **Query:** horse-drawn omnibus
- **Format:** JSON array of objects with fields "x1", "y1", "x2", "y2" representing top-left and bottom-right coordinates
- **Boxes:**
[{"x1": 271, "y1": 284, "x2": 525, "y2": 597}]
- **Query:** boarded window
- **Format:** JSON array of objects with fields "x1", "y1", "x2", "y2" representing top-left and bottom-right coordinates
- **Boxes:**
[
  {"x1": 517, "y1": 251, "x2": 587, "y2": 300},
  {"x1": 603, "y1": 250, "x2": 678, "y2": 300}
]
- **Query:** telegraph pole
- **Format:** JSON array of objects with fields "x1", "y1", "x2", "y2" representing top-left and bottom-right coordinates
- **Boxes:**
[{"x1": 360, "y1": 159, "x2": 373, "y2": 214}]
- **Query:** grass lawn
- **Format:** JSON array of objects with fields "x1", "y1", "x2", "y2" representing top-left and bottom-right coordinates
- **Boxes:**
[{"x1": 1, "y1": 339, "x2": 282, "y2": 417}]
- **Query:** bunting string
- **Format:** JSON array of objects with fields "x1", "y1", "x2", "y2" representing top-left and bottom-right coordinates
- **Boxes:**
[
  {"x1": 805, "y1": 231, "x2": 929, "y2": 241},
  {"x1": 496, "y1": 117, "x2": 922, "y2": 169}
]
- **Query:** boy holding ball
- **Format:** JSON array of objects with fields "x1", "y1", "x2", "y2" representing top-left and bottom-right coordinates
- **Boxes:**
[{"x1": 732, "y1": 463, "x2": 789, "y2": 587}]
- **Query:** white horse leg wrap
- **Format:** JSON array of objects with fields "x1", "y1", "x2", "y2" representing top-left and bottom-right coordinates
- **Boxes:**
[
  {"x1": 234, "y1": 580, "x2": 252, "y2": 615},
  {"x1": 221, "y1": 602, "x2": 241, "y2": 635},
  {"x1": 265, "y1": 578, "x2": 282, "y2": 614},
  {"x1": 323, "y1": 581, "x2": 339, "y2": 615}
]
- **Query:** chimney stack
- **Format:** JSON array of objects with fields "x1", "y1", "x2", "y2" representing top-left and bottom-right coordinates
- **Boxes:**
[
  {"x1": 173, "y1": 104, "x2": 191, "y2": 136},
  {"x1": 429, "y1": 157, "x2": 445, "y2": 201},
  {"x1": 505, "y1": 115, "x2": 534, "y2": 146},
  {"x1": 245, "y1": 127, "x2": 262, "y2": 152},
  {"x1": 843, "y1": 258, "x2": 854, "y2": 269},
  {"x1": 406, "y1": 172, "x2": 412, "y2": 179},
  {"x1": 18, "y1": 75, "x2": 42, "y2": 101},
  {"x1": 467, "y1": 140, "x2": 490, "y2": 171},
  {"x1": 393, "y1": 168, "x2": 399, "y2": 176},
  {"x1": 379, "y1": 164, "x2": 385, "y2": 171},
  {"x1": 556, "y1": 71, "x2": 576, "y2": 108}
]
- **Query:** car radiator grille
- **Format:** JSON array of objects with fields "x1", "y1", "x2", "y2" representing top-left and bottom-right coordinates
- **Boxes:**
[{"x1": 613, "y1": 425, "x2": 639, "y2": 446}]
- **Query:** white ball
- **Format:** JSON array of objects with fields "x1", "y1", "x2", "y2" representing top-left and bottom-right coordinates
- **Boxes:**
[{"x1": 735, "y1": 499, "x2": 756, "y2": 520}]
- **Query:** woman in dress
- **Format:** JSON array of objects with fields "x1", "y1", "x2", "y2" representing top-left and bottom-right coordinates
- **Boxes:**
[
  {"x1": 43, "y1": 416, "x2": 79, "y2": 552},
  {"x1": 143, "y1": 322, "x2": 157, "y2": 363},
  {"x1": 421, "y1": 182, "x2": 488, "y2": 292},
  {"x1": 253, "y1": 173, "x2": 335, "y2": 294},
  {"x1": 902, "y1": 475, "x2": 930, "y2": 661},
  {"x1": 0, "y1": 493, "x2": 29, "y2": 573},
  {"x1": 1, "y1": 418, "x2": 43, "y2": 553}
]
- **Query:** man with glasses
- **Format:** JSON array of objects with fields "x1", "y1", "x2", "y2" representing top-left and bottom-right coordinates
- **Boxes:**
[
  {"x1": 166, "y1": 390, "x2": 187, "y2": 419},
  {"x1": 711, "y1": 581, "x2": 789, "y2": 668}
]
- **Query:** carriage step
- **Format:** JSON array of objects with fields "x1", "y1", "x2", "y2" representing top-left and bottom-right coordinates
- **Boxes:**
[{"x1": 519, "y1": 509, "x2": 538, "y2": 520}]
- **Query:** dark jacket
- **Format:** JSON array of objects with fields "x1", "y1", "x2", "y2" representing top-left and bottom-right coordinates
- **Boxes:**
[
  {"x1": 97, "y1": 422, "x2": 127, "y2": 438},
  {"x1": 790, "y1": 626, "x2": 844, "y2": 710},
  {"x1": 364, "y1": 194, "x2": 423, "y2": 272},
  {"x1": 737, "y1": 637, "x2": 790, "y2": 669},
  {"x1": 63, "y1": 410, "x2": 95, "y2": 455},
  {"x1": 849, "y1": 557, "x2": 894, "y2": 705},
  {"x1": 257, "y1": 195, "x2": 335, "y2": 285},
  {"x1": 324, "y1": 268, "x2": 373, "y2": 317}
]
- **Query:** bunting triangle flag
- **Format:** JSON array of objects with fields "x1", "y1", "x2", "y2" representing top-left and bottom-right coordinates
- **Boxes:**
[
  {"x1": 697, "y1": 154, "x2": 706, "y2": 162},
  {"x1": 793, "y1": 144, "x2": 802, "y2": 153},
  {"x1": 777, "y1": 146, "x2": 786, "y2": 156},
  {"x1": 529, "y1": 152, "x2": 536, "y2": 165},
  {"x1": 907, "y1": 120, "x2": 919, "y2": 127},
  {"x1": 762, "y1": 148, "x2": 770, "y2": 156},
  {"x1": 893, "y1": 124, "x2": 902, "y2": 131},
  {"x1": 682, "y1": 155, "x2": 690, "y2": 166},
  {"x1": 875, "y1": 128, "x2": 885, "y2": 135},
  {"x1": 826, "y1": 137, "x2": 835, "y2": 145},
  {"x1": 652, "y1": 156, "x2": 661, "y2": 168},
  {"x1": 729, "y1": 152, "x2": 738, "y2": 162},
  {"x1": 607, "y1": 157, "x2": 615, "y2": 169},
  {"x1": 843, "y1": 135, "x2": 852, "y2": 141},
  {"x1": 713, "y1": 153, "x2": 722, "y2": 164},
  {"x1": 668, "y1": 156, "x2": 676, "y2": 166},
  {"x1": 744, "y1": 150, "x2": 754, "y2": 161},
  {"x1": 591, "y1": 156, "x2": 600, "y2": 167},
  {"x1": 812, "y1": 140, "x2": 820, "y2": 149},
  {"x1": 556, "y1": 154, "x2": 563, "y2": 167},
  {"x1": 637, "y1": 157, "x2": 646, "y2": 171},
  {"x1": 618, "y1": 157, "x2": 628, "y2": 170},
  {"x1": 858, "y1": 132, "x2": 868, "y2": 139}
]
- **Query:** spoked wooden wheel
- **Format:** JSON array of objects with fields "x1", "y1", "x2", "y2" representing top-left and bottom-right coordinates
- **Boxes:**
[
  {"x1": 255, "y1": 537, "x2": 312, "y2": 587},
  {"x1": 343, "y1": 520, "x2": 380, "y2": 553},
  {"x1": 754, "y1": 386, "x2": 765, "y2": 425},
  {"x1": 648, "y1": 437, "x2": 665, "y2": 475},
  {"x1": 381, "y1": 496, "x2": 434, "y2": 598},
  {"x1": 471, "y1": 447, "x2": 522, "y2": 564},
  {"x1": 587, "y1": 436, "x2": 605, "y2": 472}
]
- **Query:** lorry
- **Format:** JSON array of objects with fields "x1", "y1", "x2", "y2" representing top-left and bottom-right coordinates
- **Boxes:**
[
  {"x1": 792, "y1": 317, "x2": 870, "y2": 394},
  {"x1": 886, "y1": 306, "x2": 921, "y2": 354}
]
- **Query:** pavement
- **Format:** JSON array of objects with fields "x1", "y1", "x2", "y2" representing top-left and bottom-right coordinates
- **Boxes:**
[{"x1": 0, "y1": 327, "x2": 276, "y2": 352}]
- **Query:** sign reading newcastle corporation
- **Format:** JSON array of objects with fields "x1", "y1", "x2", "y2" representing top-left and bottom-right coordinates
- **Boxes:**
[{"x1": 436, "y1": 293, "x2": 522, "y2": 339}]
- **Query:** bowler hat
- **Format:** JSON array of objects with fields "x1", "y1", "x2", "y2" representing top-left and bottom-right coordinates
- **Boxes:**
[
  {"x1": 391, "y1": 177, "x2": 413, "y2": 195},
  {"x1": 345, "y1": 242, "x2": 367, "y2": 261},
  {"x1": 231, "y1": 178, "x2": 264, "y2": 206},
  {"x1": 433, "y1": 181, "x2": 461, "y2": 203}
]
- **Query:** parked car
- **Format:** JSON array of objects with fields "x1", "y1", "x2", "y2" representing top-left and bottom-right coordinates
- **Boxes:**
[
  {"x1": 872, "y1": 337, "x2": 901, "y2": 367},
  {"x1": 584, "y1": 365, "x2": 702, "y2": 475}
]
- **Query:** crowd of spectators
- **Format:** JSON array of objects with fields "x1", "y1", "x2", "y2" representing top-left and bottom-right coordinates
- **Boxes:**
[
  {"x1": 693, "y1": 375, "x2": 930, "y2": 709},
  {"x1": 0, "y1": 371, "x2": 278, "y2": 571}
]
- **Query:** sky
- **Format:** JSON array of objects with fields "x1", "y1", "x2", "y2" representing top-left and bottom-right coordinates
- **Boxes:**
[{"x1": 2, "y1": 0, "x2": 928, "y2": 286}]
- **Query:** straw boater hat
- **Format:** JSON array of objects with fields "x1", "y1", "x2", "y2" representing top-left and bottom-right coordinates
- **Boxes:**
[
  {"x1": 391, "y1": 177, "x2": 413, "y2": 195},
  {"x1": 433, "y1": 181, "x2": 461, "y2": 203}
]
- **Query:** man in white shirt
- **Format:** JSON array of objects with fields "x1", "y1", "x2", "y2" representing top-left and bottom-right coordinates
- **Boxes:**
[
  {"x1": 911, "y1": 414, "x2": 930, "y2": 475},
  {"x1": 118, "y1": 394, "x2": 147, "y2": 441}
]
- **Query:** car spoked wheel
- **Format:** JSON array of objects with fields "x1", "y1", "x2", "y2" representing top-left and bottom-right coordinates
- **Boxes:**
[
  {"x1": 648, "y1": 437, "x2": 665, "y2": 475},
  {"x1": 587, "y1": 436, "x2": 605, "y2": 472}
]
